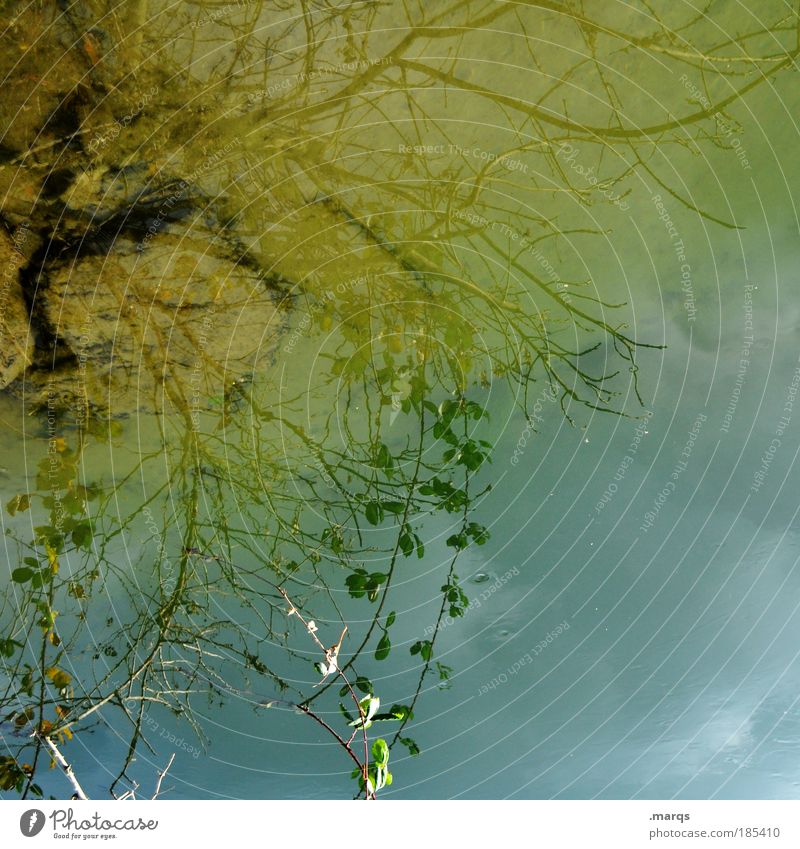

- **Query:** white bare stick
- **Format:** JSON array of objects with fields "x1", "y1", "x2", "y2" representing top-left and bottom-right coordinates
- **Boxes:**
[
  {"x1": 152, "y1": 753, "x2": 176, "y2": 799},
  {"x1": 41, "y1": 736, "x2": 89, "y2": 800}
]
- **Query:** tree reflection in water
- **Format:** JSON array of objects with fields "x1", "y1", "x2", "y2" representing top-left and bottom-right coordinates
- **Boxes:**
[{"x1": 0, "y1": 0, "x2": 795, "y2": 798}]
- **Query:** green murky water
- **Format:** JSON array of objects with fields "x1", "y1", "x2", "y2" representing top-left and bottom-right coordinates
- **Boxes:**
[{"x1": 1, "y1": 1, "x2": 800, "y2": 799}]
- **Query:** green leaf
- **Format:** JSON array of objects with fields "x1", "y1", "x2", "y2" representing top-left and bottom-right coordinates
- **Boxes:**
[
  {"x1": 71, "y1": 522, "x2": 93, "y2": 550},
  {"x1": 375, "y1": 632, "x2": 391, "y2": 661},
  {"x1": 385, "y1": 611, "x2": 396, "y2": 628},
  {"x1": 446, "y1": 533, "x2": 468, "y2": 550},
  {"x1": 438, "y1": 399, "x2": 459, "y2": 423},
  {"x1": 349, "y1": 695, "x2": 380, "y2": 729},
  {"x1": 354, "y1": 676, "x2": 374, "y2": 695},
  {"x1": 6, "y1": 494, "x2": 30, "y2": 516},
  {"x1": 389, "y1": 703, "x2": 413, "y2": 721},
  {"x1": 346, "y1": 571, "x2": 368, "y2": 598},
  {"x1": 345, "y1": 574, "x2": 366, "y2": 588},
  {"x1": 467, "y1": 523, "x2": 490, "y2": 545},
  {"x1": 11, "y1": 567, "x2": 34, "y2": 583},
  {"x1": 398, "y1": 531, "x2": 414, "y2": 557},
  {"x1": 46, "y1": 667, "x2": 71, "y2": 690},
  {"x1": 365, "y1": 501, "x2": 384, "y2": 525},
  {"x1": 382, "y1": 501, "x2": 405, "y2": 514},
  {"x1": 399, "y1": 736, "x2": 421, "y2": 756},
  {"x1": 365, "y1": 572, "x2": 387, "y2": 603},
  {"x1": 411, "y1": 640, "x2": 433, "y2": 661},
  {"x1": 436, "y1": 662, "x2": 453, "y2": 682},
  {"x1": 432, "y1": 421, "x2": 450, "y2": 440},
  {"x1": 371, "y1": 737, "x2": 389, "y2": 766},
  {"x1": 0, "y1": 638, "x2": 21, "y2": 658}
]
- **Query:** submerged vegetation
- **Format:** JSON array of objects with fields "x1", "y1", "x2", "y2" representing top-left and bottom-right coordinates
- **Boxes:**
[{"x1": 0, "y1": 0, "x2": 797, "y2": 797}]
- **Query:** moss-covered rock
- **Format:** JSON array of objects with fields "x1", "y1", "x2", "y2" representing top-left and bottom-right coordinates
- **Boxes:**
[{"x1": 0, "y1": 227, "x2": 33, "y2": 389}]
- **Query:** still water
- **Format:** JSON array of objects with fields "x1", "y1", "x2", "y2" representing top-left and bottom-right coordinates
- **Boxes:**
[{"x1": 1, "y1": 1, "x2": 799, "y2": 799}]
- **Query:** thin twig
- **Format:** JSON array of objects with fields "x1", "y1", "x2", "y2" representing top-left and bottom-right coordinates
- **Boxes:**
[
  {"x1": 277, "y1": 586, "x2": 372, "y2": 797},
  {"x1": 152, "y1": 753, "x2": 176, "y2": 799}
]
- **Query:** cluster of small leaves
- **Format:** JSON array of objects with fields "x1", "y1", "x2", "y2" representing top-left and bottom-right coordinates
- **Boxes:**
[
  {"x1": 0, "y1": 637, "x2": 23, "y2": 658},
  {"x1": 11, "y1": 555, "x2": 55, "y2": 591},
  {"x1": 353, "y1": 738, "x2": 392, "y2": 796},
  {"x1": 7, "y1": 454, "x2": 99, "y2": 561},
  {"x1": 397, "y1": 736, "x2": 420, "y2": 756},
  {"x1": 364, "y1": 498, "x2": 404, "y2": 526},
  {"x1": 0, "y1": 756, "x2": 38, "y2": 795},
  {"x1": 0, "y1": 435, "x2": 112, "y2": 798},
  {"x1": 375, "y1": 611, "x2": 395, "y2": 660},
  {"x1": 376, "y1": 356, "x2": 427, "y2": 417},
  {"x1": 442, "y1": 438, "x2": 492, "y2": 472},
  {"x1": 429, "y1": 399, "x2": 493, "y2": 473},
  {"x1": 418, "y1": 476, "x2": 468, "y2": 513},
  {"x1": 339, "y1": 693, "x2": 413, "y2": 729},
  {"x1": 409, "y1": 639, "x2": 432, "y2": 662},
  {"x1": 319, "y1": 524, "x2": 345, "y2": 555},
  {"x1": 360, "y1": 503, "x2": 425, "y2": 558},
  {"x1": 369, "y1": 441, "x2": 397, "y2": 476},
  {"x1": 446, "y1": 522, "x2": 490, "y2": 551},
  {"x1": 344, "y1": 694, "x2": 382, "y2": 730},
  {"x1": 346, "y1": 568, "x2": 388, "y2": 602},
  {"x1": 440, "y1": 575, "x2": 469, "y2": 619},
  {"x1": 435, "y1": 662, "x2": 453, "y2": 689}
]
